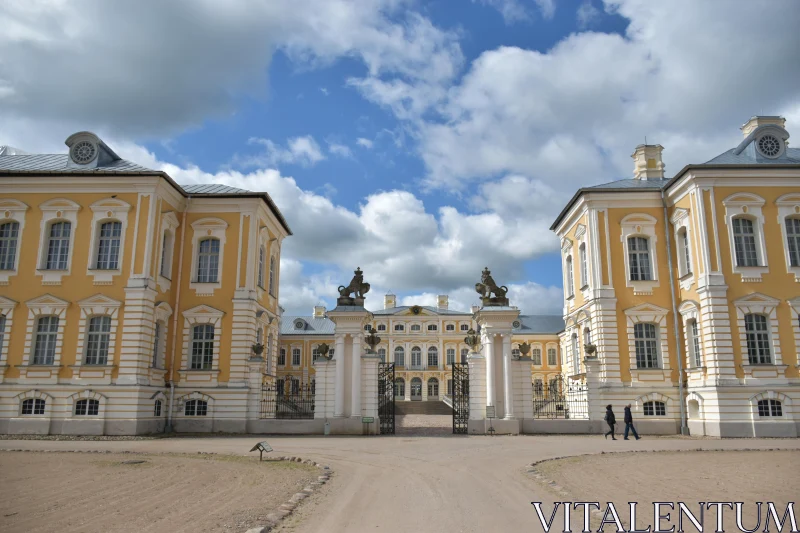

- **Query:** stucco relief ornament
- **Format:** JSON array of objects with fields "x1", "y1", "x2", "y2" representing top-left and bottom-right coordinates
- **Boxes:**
[
  {"x1": 364, "y1": 326, "x2": 381, "y2": 354},
  {"x1": 464, "y1": 328, "x2": 481, "y2": 352},
  {"x1": 475, "y1": 267, "x2": 509, "y2": 307},
  {"x1": 336, "y1": 267, "x2": 370, "y2": 306},
  {"x1": 317, "y1": 342, "x2": 332, "y2": 361}
]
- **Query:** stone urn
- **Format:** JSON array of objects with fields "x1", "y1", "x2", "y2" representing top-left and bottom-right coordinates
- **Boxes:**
[{"x1": 584, "y1": 343, "x2": 597, "y2": 357}]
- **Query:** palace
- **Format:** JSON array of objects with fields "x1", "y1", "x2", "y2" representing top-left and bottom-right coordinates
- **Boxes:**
[{"x1": 552, "y1": 116, "x2": 800, "y2": 437}]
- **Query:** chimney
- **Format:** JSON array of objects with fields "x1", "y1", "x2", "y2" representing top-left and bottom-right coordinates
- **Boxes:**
[
  {"x1": 313, "y1": 305, "x2": 326, "y2": 318},
  {"x1": 384, "y1": 293, "x2": 396, "y2": 310},
  {"x1": 437, "y1": 295, "x2": 448, "y2": 310},
  {"x1": 471, "y1": 305, "x2": 480, "y2": 314},
  {"x1": 631, "y1": 144, "x2": 665, "y2": 180},
  {"x1": 740, "y1": 116, "x2": 786, "y2": 137}
]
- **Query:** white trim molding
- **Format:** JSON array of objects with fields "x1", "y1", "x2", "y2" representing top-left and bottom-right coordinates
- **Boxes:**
[
  {"x1": 722, "y1": 193, "x2": 768, "y2": 282},
  {"x1": 71, "y1": 294, "x2": 122, "y2": 384},
  {"x1": 177, "y1": 391, "x2": 215, "y2": 418},
  {"x1": 36, "y1": 198, "x2": 81, "y2": 286},
  {"x1": 789, "y1": 297, "x2": 800, "y2": 370},
  {"x1": 0, "y1": 296, "x2": 18, "y2": 381},
  {"x1": 0, "y1": 198, "x2": 29, "y2": 285},
  {"x1": 15, "y1": 389, "x2": 54, "y2": 418},
  {"x1": 86, "y1": 198, "x2": 132, "y2": 285},
  {"x1": 189, "y1": 217, "x2": 229, "y2": 296},
  {"x1": 749, "y1": 390, "x2": 793, "y2": 422},
  {"x1": 732, "y1": 293, "x2": 786, "y2": 381},
  {"x1": 156, "y1": 211, "x2": 180, "y2": 292},
  {"x1": 624, "y1": 303, "x2": 671, "y2": 383},
  {"x1": 65, "y1": 389, "x2": 108, "y2": 419},
  {"x1": 670, "y1": 207, "x2": 695, "y2": 291},
  {"x1": 634, "y1": 392, "x2": 673, "y2": 418},
  {"x1": 677, "y1": 300, "x2": 704, "y2": 374},
  {"x1": 620, "y1": 213, "x2": 660, "y2": 295},
  {"x1": 775, "y1": 193, "x2": 800, "y2": 282},
  {"x1": 178, "y1": 305, "x2": 225, "y2": 386}
]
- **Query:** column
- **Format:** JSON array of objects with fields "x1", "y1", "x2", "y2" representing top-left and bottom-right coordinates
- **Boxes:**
[
  {"x1": 334, "y1": 334, "x2": 345, "y2": 417},
  {"x1": 485, "y1": 333, "x2": 495, "y2": 407},
  {"x1": 351, "y1": 334, "x2": 362, "y2": 417},
  {"x1": 502, "y1": 333, "x2": 514, "y2": 419}
]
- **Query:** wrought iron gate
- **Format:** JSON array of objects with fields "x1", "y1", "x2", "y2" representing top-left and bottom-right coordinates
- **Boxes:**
[
  {"x1": 452, "y1": 362, "x2": 469, "y2": 434},
  {"x1": 378, "y1": 362, "x2": 395, "y2": 434}
]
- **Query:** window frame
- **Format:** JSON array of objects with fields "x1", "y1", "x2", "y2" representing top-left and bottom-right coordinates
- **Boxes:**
[
  {"x1": 86, "y1": 198, "x2": 131, "y2": 284},
  {"x1": 156, "y1": 211, "x2": 180, "y2": 292},
  {"x1": 723, "y1": 193, "x2": 768, "y2": 282},
  {"x1": 643, "y1": 400, "x2": 666, "y2": 417},
  {"x1": 744, "y1": 313, "x2": 772, "y2": 365},
  {"x1": 757, "y1": 399, "x2": 783, "y2": 417},
  {"x1": 184, "y1": 399, "x2": 208, "y2": 417},
  {"x1": 547, "y1": 347, "x2": 557, "y2": 367},
  {"x1": 0, "y1": 221, "x2": 21, "y2": 272},
  {"x1": 21, "y1": 398, "x2": 46, "y2": 416},
  {"x1": 189, "y1": 218, "x2": 228, "y2": 296},
  {"x1": 633, "y1": 322, "x2": 660, "y2": 369},
  {"x1": 84, "y1": 315, "x2": 112, "y2": 365},
  {"x1": 427, "y1": 346, "x2": 438, "y2": 367},
  {"x1": 565, "y1": 255, "x2": 575, "y2": 299},
  {"x1": 36, "y1": 198, "x2": 80, "y2": 285},
  {"x1": 257, "y1": 244, "x2": 266, "y2": 289},
  {"x1": 74, "y1": 398, "x2": 100, "y2": 416},
  {"x1": 579, "y1": 243, "x2": 588, "y2": 289},
  {"x1": 291, "y1": 347, "x2": 301, "y2": 367},
  {"x1": 0, "y1": 199, "x2": 28, "y2": 284},
  {"x1": 446, "y1": 348, "x2": 455, "y2": 366},
  {"x1": 394, "y1": 346, "x2": 405, "y2": 366},
  {"x1": 620, "y1": 214, "x2": 660, "y2": 295},
  {"x1": 190, "y1": 324, "x2": 215, "y2": 370},
  {"x1": 32, "y1": 315, "x2": 59, "y2": 365}
]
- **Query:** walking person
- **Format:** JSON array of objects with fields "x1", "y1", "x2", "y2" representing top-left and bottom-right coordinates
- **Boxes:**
[
  {"x1": 623, "y1": 404, "x2": 641, "y2": 440},
  {"x1": 604, "y1": 404, "x2": 617, "y2": 440}
]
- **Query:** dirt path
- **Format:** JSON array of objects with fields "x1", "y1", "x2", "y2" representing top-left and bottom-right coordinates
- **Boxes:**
[
  {"x1": 1, "y1": 436, "x2": 798, "y2": 533},
  {"x1": 0, "y1": 452, "x2": 319, "y2": 533}
]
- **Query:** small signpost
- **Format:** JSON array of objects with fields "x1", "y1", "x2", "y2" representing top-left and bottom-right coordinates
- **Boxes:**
[
  {"x1": 250, "y1": 441, "x2": 273, "y2": 461},
  {"x1": 361, "y1": 417, "x2": 375, "y2": 424},
  {"x1": 486, "y1": 406, "x2": 496, "y2": 437}
]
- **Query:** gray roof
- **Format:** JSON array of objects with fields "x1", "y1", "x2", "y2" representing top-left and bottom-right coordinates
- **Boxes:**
[
  {"x1": 182, "y1": 183, "x2": 250, "y2": 194},
  {"x1": 371, "y1": 305, "x2": 471, "y2": 316},
  {"x1": 513, "y1": 315, "x2": 565, "y2": 334},
  {"x1": 584, "y1": 178, "x2": 670, "y2": 191},
  {"x1": 703, "y1": 147, "x2": 800, "y2": 165},
  {"x1": 280, "y1": 316, "x2": 336, "y2": 336},
  {"x1": 0, "y1": 153, "x2": 153, "y2": 173}
]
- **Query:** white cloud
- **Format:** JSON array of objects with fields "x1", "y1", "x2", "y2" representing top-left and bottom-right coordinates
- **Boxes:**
[
  {"x1": 473, "y1": 0, "x2": 555, "y2": 23},
  {"x1": 356, "y1": 138, "x2": 374, "y2": 149},
  {"x1": 328, "y1": 142, "x2": 353, "y2": 159},
  {"x1": 576, "y1": 0, "x2": 601, "y2": 28},
  {"x1": 319, "y1": 87, "x2": 329, "y2": 96},
  {"x1": 243, "y1": 135, "x2": 326, "y2": 168}
]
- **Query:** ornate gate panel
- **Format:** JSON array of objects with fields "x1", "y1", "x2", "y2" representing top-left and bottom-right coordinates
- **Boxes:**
[
  {"x1": 452, "y1": 362, "x2": 469, "y2": 434},
  {"x1": 378, "y1": 362, "x2": 395, "y2": 434}
]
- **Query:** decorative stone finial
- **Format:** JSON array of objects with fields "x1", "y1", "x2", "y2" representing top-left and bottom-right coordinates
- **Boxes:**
[
  {"x1": 364, "y1": 326, "x2": 381, "y2": 353},
  {"x1": 464, "y1": 328, "x2": 481, "y2": 352},
  {"x1": 474, "y1": 267, "x2": 509, "y2": 307},
  {"x1": 317, "y1": 342, "x2": 332, "y2": 360},
  {"x1": 517, "y1": 342, "x2": 531, "y2": 360},
  {"x1": 337, "y1": 267, "x2": 371, "y2": 306}
]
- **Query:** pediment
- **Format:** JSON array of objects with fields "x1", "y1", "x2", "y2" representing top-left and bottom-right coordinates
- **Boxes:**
[
  {"x1": 78, "y1": 294, "x2": 122, "y2": 309},
  {"x1": 183, "y1": 304, "x2": 225, "y2": 318},
  {"x1": 26, "y1": 293, "x2": 69, "y2": 309},
  {"x1": 39, "y1": 198, "x2": 81, "y2": 211},
  {"x1": 400, "y1": 306, "x2": 435, "y2": 317},
  {"x1": 89, "y1": 198, "x2": 132, "y2": 211},
  {"x1": 0, "y1": 295, "x2": 18, "y2": 310},
  {"x1": 670, "y1": 208, "x2": 689, "y2": 225},
  {"x1": 776, "y1": 193, "x2": 800, "y2": 206},
  {"x1": 624, "y1": 303, "x2": 669, "y2": 316},
  {"x1": 574, "y1": 224, "x2": 586, "y2": 239},
  {"x1": 722, "y1": 192, "x2": 765, "y2": 206},
  {"x1": 621, "y1": 213, "x2": 658, "y2": 225},
  {"x1": 733, "y1": 293, "x2": 780, "y2": 306},
  {"x1": 0, "y1": 199, "x2": 29, "y2": 211},
  {"x1": 191, "y1": 217, "x2": 228, "y2": 230}
]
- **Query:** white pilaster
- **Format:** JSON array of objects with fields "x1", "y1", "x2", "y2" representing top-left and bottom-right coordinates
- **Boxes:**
[
  {"x1": 334, "y1": 334, "x2": 345, "y2": 417},
  {"x1": 502, "y1": 333, "x2": 514, "y2": 419},
  {"x1": 485, "y1": 334, "x2": 495, "y2": 407},
  {"x1": 351, "y1": 334, "x2": 362, "y2": 418}
]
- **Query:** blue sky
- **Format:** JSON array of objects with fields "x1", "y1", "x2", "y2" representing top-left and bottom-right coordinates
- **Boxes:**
[{"x1": 2, "y1": 0, "x2": 799, "y2": 314}]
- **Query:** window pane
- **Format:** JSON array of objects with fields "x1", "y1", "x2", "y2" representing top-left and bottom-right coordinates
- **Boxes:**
[
  {"x1": 634, "y1": 323, "x2": 659, "y2": 369},
  {"x1": 733, "y1": 218, "x2": 759, "y2": 267},
  {"x1": 744, "y1": 314, "x2": 771, "y2": 364},
  {"x1": 152, "y1": 322, "x2": 161, "y2": 368},
  {"x1": 628, "y1": 237, "x2": 652, "y2": 281},
  {"x1": 96, "y1": 221, "x2": 122, "y2": 269},
  {"x1": 0, "y1": 222, "x2": 19, "y2": 270},
  {"x1": 427, "y1": 347, "x2": 438, "y2": 367},
  {"x1": 197, "y1": 239, "x2": 220, "y2": 283},
  {"x1": 85, "y1": 316, "x2": 111, "y2": 365},
  {"x1": 787, "y1": 218, "x2": 800, "y2": 267},
  {"x1": 33, "y1": 316, "x2": 59, "y2": 365},
  {"x1": 690, "y1": 320, "x2": 701, "y2": 368},
  {"x1": 548, "y1": 348, "x2": 557, "y2": 366},
  {"x1": 46, "y1": 222, "x2": 71, "y2": 270},
  {"x1": 395, "y1": 347, "x2": 404, "y2": 366},
  {"x1": 190, "y1": 324, "x2": 214, "y2": 369},
  {"x1": 532, "y1": 348, "x2": 541, "y2": 365},
  {"x1": 579, "y1": 244, "x2": 588, "y2": 287}
]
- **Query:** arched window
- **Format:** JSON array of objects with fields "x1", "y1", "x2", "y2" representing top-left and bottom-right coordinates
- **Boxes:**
[
  {"x1": 512, "y1": 348, "x2": 521, "y2": 359},
  {"x1": 257, "y1": 245, "x2": 266, "y2": 288},
  {"x1": 184, "y1": 399, "x2": 208, "y2": 416},
  {"x1": 75, "y1": 398, "x2": 100, "y2": 416},
  {"x1": 160, "y1": 230, "x2": 173, "y2": 278},
  {"x1": 446, "y1": 348, "x2": 455, "y2": 365},
  {"x1": 547, "y1": 347, "x2": 558, "y2": 366},
  {"x1": 579, "y1": 243, "x2": 588, "y2": 288},
  {"x1": 278, "y1": 347, "x2": 286, "y2": 366},
  {"x1": 627, "y1": 237, "x2": 652, "y2": 281},
  {"x1": 196, "y1": 238, "x2": 220, "y2": 283},
  {"x1": 531, "y1": 348, "x2": 541, "y2": 365},
  {"x1": 377, "y1": 348, "x2": 386, "y2": 363},
  {"x1": 427, "y1": 324, "x2": 438, "y2": 332},
  {"x1": 757, "y1": 399, "x2": 782, "y2": 417},
  {"x1": 291, "y1": 347, "x2": 301, "y2": 366},
  {"x1": 394, "y1": 323, "x2": 405, "y2": 332},
  {"x1": 33, "y1": 316, "x2": 59, "y2": 365},
  {"x1": 377, "y1": 324, "x2": 386, "y2": 331},
  {"x1": 427, "y1": 346, "x2": 438, "y2": 367},
  {"x1": 411, "y1": 324, "x2": 421, "y2": 332},
  {"x1": 268, "y1": 256, "x2": 276, "y2": 295},
  {"x1": 744, "y1": 313, "x2": 771, "y2": 364},
  {"x1": 394, "y1": 346, "x2": 405, "y2": 366},
  {"x1": 96, "y1": 221, "x2": 122, "y2": 270},
  {"x1": 154, "y1": 400, "x2": 162, "y2": 417},
  {"x1": 85, "y1": 316, "x2": 112, "y2": 365},
  {"x1": 0, "y1": 221, "x2": 20, "y2": 270},
  {"x1": 678, "y1": 228, "x2": 692, "y2": 275},
  {"x1": 152, "y1": 322, "x2": 162, "y2": 368},
  {"x1": 447, "y1": 379, "x2": 453, "y2": 396},
  {"x1": 411, "y1": 346, "x2": 422, "y2": 367},
  {"x1": 364, "y1": 325, "x2": 371, "y2": 331},
  {"x1": 460, "y1": 348, "x2": 468, "y2": 364},
  {"x1": 643, "y1": 400, "x2": 666, "y2": 416},
  {"x1": 732, "y1": 217, "x2": 759, "y2": 267},
  {"x1": 533, "y1": 378, "x2": 543, "y2": 395},
  {"x1": 0, "y1": 315, "x2": 6, "y2": 356},
  {"x1": 427, "y1": 378, "x2": 439, "y2": 398},
  {"x1": 190, "y1": 324, "x2": 215, "y2": 370},
  {"x1": 571, "y1": 333, "x2": 579, "y2": 375},
  {"x1": 786, "y1": 217, "x2": 800, "y2": 267},
  {"x1": 45, "y1": 221, "x2": 71, "y2": 270},
  {"x1": 446, "y1": 324, "x2": 455, "y2": 331},
  {"x1": 565, "y1": 256, "x2": 574, "y2": 298},
  {"x1": 687, "y1": 319, "x2": 701, "y2": 368},
  {"x1": 460, "y1": 324, "x2": 469, "y2": 331},
  {"x1": 633, "y1": 323, "x2": 659, "y2": 369},
  {"x1": 21, "y1": 398, "x2": 46, "y2": 415},
  {"x1": 266, "y1": 333, "x2": 273, "y2": 367},
  {"x1": 394, "y1": 378, "x2": 405, "y2": 398}
]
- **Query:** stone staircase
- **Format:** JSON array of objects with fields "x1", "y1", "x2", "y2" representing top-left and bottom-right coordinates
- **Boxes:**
[{"x1": 395, "y1": 401, "x2": 453, "y2": 415}]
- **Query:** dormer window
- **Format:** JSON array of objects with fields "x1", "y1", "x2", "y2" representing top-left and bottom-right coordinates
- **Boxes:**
[
  {"x1": 756, "y1": 134, "x2": 781, "y2": 158},
  {"x1": 294, "y1": 319, "x2": 306, "y2": 330},
  {"x1": 70, "y1": 140, "x2": 97, "y2": 165}
]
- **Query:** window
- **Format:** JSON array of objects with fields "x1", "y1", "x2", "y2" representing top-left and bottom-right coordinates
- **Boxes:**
[
  {"x1": 447, "y1": 379, "x2": 453, "y2": 396},
  {"x1": 154, "y1": 400, "x2": 162, "y2": 417},
  {"x1": 394, "y1": 346, "x2": 405, "y2": 366},
  {"x1": 256, "y1": 327, "x2": 263, "y2": 346},
  {"x1": 276, "y1": 379, "x2": 285, "y2": 395},
  {"x1": 680, "y1": 229, "x2": 692, "y2": 275},
  {"x1": 45, "y1": 221, "x2": 71, "y2": 270},
  {"x1": 160, "y1": 231, "x2": 173, "y2": 278},
  {"x1": 292, "y1": 348, "x2": 301, "y2": 366},
  {"x1": 257, "y1": 245, "x2": 266, "y2": 288},
  {"x1": 395, "y1": 379, "x2": 405, "y2": 398},
  {"x1": 732, "y1": 218, "x2": 759, "y2": 267},
  {"x1": 75, "y1": 398, "x2": 99, "y2": 416},
  {"x1": 787, "y1": 217, "x2": 800, "y2": 267},
  {"x1": 278, "y1": 348, "x2": 286, "y2": 366},
  {"x1": 377, "y1": 324, "x2": 386, "y2": 331},
  {"x1": 512, "y1": 348, "x2": 520, "y2": 359},
  {"x1": 21, "y1": 398, "x2": 45, "y2": 415},
  {"x1": 565, "y1": 256, "x2": 574, "y2": 298},
  {"x1": 688, "y1": 319, "x2": 701, "y2": 368},
  {"x1": 364, "y1": 325, "x2": 371, "y2": 331},
  {"x1": 85, "y1": 316, "x2": 111, "y2": 365},
  {"x1": 0, "y1": 221, "x2": 19, "y2": 270},
  {"x1": 268, "y1": 256, "x2": 276, "y2": 295},
  {"x1": 446, "y1": 324, "x2": 455, "y2": 331},
  {"x1": 547, "y1": 348, "x2": 557, "y2": 366},
  {"x1": 152, "y1": 323, "x2": 162, "y2": 367},
  {"x1": 427, "y1": 378, "x2": 439, "y2": 397},
  {"x1": 757, "y1": 399, "x2": 783, "y2": 417},
  {"x1": 95, "y1": 221, "x2": 121, "y2": 269},
  {"x1": 643, "y1": 401, "x2": 666, "y2": 416},
  {"x1": 190, "y1": 324, "x2": 214, "y2": 370},
  {"x1": 460, "y1": 348, "x2": 468, "y2": 364},
  {"x1": 196, "y1": 238, "x2": 220, "y2": 283},
  {"x1": 628, "y1": 237, "x2": 652, "y2": 281},
  {"x1": 0, "y1": 315, "x2": 5, "y2": 357},
  {"x1": 460, "y1": 324, "x2": 469, "y2": 331},
  {"x1": 184, "y1": 399, "x2": 208, "y2": 416},
  {"x1": 579, "y1": 243, "x2": 588, "y2": 288},
  {"x1": 446, "y1": 348, "x2": 455, "y2": 365},
  {"x1": 427, "y1": 324, "x2": 438, "y2": 332},
  {"x1": 634, "y1": 323, "x2": 659, "y2": 369},
  {"x1": 583, "y1": 328, "x2": 591, "y2": 347},
  {"x1": 377, "y1": 348, "x2": 386, "y2": 363},
  {"x1": 411, "y1": 346, "x2": 422, "y2": 367},
  {"x1": 533, "y1": 379, "x2": 543, "y2": 395},
  {"x1": 411, "y1": 324, "x2": 421, "y2": 332},
  {"x1": 744, "y1": 314, "x2": 771, "y2": 364},
  {"x1": 266, "y1": 333, "x2": 273, "y2": 367},
  {"x1": 33, "y1": 316, "x2": 58, "y2": 365},
  {"x1": 427, "y1": 347, "x2": 438, "y2": 367},
  {"x1": 531, "y1": 348, "x2": 542, "y2": 365},
  {"x1": 571, "y1": 334, "x2": 579, "y2": 374},
  {"x1": 394, "y1": 324, "x2": 405, "y2": 332}
]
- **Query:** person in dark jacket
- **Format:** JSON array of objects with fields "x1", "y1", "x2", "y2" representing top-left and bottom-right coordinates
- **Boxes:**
[
  {"x1": 604, "y1": 404, "x2": 617, "y2": 440},
  {"x1": 623, "y1": 404, "x2": 641, "y2": 440}
]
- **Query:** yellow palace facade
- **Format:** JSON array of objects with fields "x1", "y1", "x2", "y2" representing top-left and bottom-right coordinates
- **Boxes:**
[
  {"x1": 0, "y1": 132, "x2": 290, "y2": 435},
  {"x1": 278, "y1": 294, "x2": 564, "y2": 403},
  {"x1": 552, "y1": 116, "x2": 800, "y2": 437}
]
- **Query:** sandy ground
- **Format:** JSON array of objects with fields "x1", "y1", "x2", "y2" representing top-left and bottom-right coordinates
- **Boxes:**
[
  {"x1": 1, "y1": 436, "x2": 798, "y2": 533},
  {"x1": 534, "y1": 450, "x2": 800, "y2": 531},
  {"x1": 395, "y1": 414, "x2": 452, "y2": 436},
  {"x1": 0, "y1": 451, "x2": 319, "y2": 533}
]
